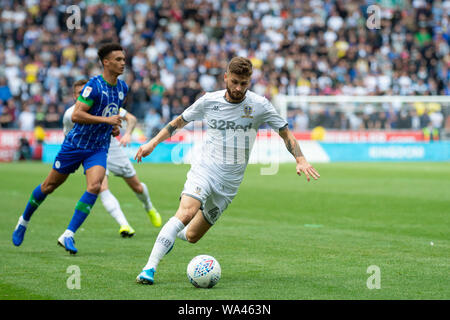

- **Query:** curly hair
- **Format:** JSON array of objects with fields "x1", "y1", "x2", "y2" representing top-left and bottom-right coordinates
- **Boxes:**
[{"x1": 227, "y1": 57, "x2": 253, "y2": 77}]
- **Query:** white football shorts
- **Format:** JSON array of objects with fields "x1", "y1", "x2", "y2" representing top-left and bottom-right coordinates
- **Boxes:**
[
  {"x1": 106, "y1": 138, "x2": 136, "y2": 178},
  {"x1": 181, "y1": 166, "x2": 238, "y2": 225}
]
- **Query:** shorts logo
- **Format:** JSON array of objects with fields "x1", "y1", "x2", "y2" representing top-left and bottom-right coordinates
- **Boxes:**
[
  {"x1": 242, "y1": 105, "x2": 254, "y2": 118},
  {"x1": 82, "y1": 86, "x2": 92, "y2": 98},
  {"x1": 55, "y1": 160, "x2": 61, "y2": 169},
  {"x1": 208, "y1": 207, "x2": 219, "y2": 221},
  {"x1": 194, "y1": 187, "x2": 202, "y2": 195}
]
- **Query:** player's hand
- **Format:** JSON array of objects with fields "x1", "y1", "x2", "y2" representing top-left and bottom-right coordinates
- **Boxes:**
[
  {"x1": 296, "y1": 157, "x2": 320, "y2": 182},
  {"x1": 106, "y1": 115, "x2": 122, "y2": 126},
  {"x1": 111, "y1": 125, "x2": 120, "y2": 137},
  {"x1": 119, "y1": 133, "x2": 132, "y2": 147},
  {"x1": 134, "y1": 140, "x2": 157, "y2": 163}
]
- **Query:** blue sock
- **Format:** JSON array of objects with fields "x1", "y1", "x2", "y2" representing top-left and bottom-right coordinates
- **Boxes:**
[
  {"x1": 67, "y1": 191, "x2": 98, "y2": 233},
  {"x1": 22, "y1": 184, "x2": 47, "y2": 221}
]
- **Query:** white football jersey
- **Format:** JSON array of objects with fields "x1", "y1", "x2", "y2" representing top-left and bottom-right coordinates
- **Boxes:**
[
  {"x1": 182, "y1": 89, "x2": 287, "y2": 188},
  {"x1": 62, "y1": 104, "x2": 76, "y2": 136}
]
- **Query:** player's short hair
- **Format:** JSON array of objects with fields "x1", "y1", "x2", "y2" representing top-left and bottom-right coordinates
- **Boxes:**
[
  {"x1": 227, "y1": 57, "x2": 253, "y2": 77},
  {"x1": 97, "y1": 42, "x2": 124, "y2": 65},
  {"x1": 73, "y1": 79, "x2": 88, "y2": 89}
]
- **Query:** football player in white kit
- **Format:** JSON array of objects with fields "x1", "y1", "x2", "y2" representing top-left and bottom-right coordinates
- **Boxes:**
[
  {"x1": 64, "y1": 80, "x2": 162, "y2": 237},
  {"x1": 135, "y1": 57, "x2": 320, "y2": 284}
]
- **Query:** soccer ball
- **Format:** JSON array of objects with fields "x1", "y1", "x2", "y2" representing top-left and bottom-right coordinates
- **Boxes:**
[{"x1": 187, "y1": 255, "x2": 221, "y2": 288}]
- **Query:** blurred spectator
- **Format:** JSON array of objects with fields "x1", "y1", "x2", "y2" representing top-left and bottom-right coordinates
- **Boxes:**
[
  {"x1": 16, "y1": 137, "x2": 32, "y2": 161},
  {"x1": 18, "y1": 103, "x2": 35, "y2": 131},
  {"x1": 397, "y1": 110, "x2": 412, "y2": 129},
  {"x1": 144, "y1": 107, "x2": 162, "y2": 139},
  {"x1": 44, "y1": 104, "x2": 61, "y2": 128},
  {"x1": 160, "y1": 96, "x2": 171, "y2": 122},
  {"x1": 420, "y1": 109, "x2": 431, "y2": 128},
  {"x1": 129, "y1": 80, "x2": 149, "y2": 119},
  {"x1": 171, "y1": 98, "x2": 185, "y2": 118},
  {"x1": 411, "y1": 109, "x2": 422, "y2": 130},
  {"x1": 0, "y1": 99, "x2": 16, "y2": 128},
  {"x1": 429, "y1": 110, "x2": 444, "y2": 131},
  {"x1": 150, "y1": 79, "x2": 165, "y2": 111},
  {"x1": 35, "y1": 105, "x2": 46, "y2": 127},
  {"x1": 294, "y1": 109, "x2": 309, "y2": 131},
  {"x1": 0, "y1": 77, "x2": 12, "y2": 102}
]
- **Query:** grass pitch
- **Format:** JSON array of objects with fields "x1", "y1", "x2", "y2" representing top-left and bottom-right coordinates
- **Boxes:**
[{"x1": 0, "y1": 162, "x2": 449, "y2": 300}]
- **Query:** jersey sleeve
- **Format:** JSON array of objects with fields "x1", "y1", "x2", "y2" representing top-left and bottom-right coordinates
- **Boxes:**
[
  {"x1": 62, "y1": 105, "x2": 75, "y2": 136},
  {"x1": 181, "y1": 94, "x2": 207, "y2": 122},
  {"x1": 77, "y1": 79, "x2": 100, "y2": 107},
  {"x1": 261, "y1": 98, "x2": 288, "y2": 131}
]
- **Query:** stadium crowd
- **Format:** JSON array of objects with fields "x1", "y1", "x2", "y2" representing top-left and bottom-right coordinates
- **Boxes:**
[{"x1": 0, "y1": 0, "x2": 449, "y2": 135}]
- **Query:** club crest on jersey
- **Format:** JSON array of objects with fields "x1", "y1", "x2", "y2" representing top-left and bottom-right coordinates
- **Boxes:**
[
  {"x1": 102, "y1": 103, "x2": 119, "y2": 117},
  {"x1": 242, "y1": 105, "x2": 253, "y2": 118},
  {"x1": 82, "y1": 86, "x2": 93, "y2": 98},
  {"x1": 118, "y1": 91, "x2": 124, "y2": 100}
]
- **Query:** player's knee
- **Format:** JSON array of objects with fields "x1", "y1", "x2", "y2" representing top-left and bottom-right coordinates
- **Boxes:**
[
  {"x1": 99, "y1": 184, "x2": 108, "y2": 193},
  {"x1": 87, "y1": 181, "x2": 102, "y2": 194},
  {"x1": 41, "y1": 181, "x2": 57, "y2": 194},
  {"x1": 177, "y1": 205, "x2": 199, "y2": 224},
  {"x1": 131, "y1": 183, "x2": 143, "y2": 194},
  {"x1": 186, "y1": 230, "x2": 202, "y2": 244}
]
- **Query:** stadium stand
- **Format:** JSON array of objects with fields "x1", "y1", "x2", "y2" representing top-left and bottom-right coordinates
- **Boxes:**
[{"x1": 0, "y1": 0, "x2": 448, "y2": 137}]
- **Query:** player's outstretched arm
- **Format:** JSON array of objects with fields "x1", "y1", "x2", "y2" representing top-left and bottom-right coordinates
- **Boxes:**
[
  {"x1": 72, "y1": 100, "x2": 122, "y2": 126},
  {"x1": 278, "y1": 126, "x2": 320, "y2": 182},
  {"x1": 135, "y1": 115, "x2": 188, "y2": 163},
  {"x1": 119, "y1": 112, "x2": 137, "y2": 146}
]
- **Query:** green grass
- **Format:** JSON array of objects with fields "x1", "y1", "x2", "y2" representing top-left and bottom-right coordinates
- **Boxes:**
[{"x1": 0, "y1": 162, "x2": 449, "y2": 300}]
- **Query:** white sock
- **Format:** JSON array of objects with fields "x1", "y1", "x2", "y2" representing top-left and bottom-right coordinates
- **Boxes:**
[
  {"x1": 63, "y1": 229, "x2": 75, "y2": 238},
  {"x1": 136, "y1": 182, "x2": 152, "y2": 212},
  {"x1": 17, "y1": 216, "x2": 29, "y2": 228},
  {"x1": 143, "y1": 216, "x2": 185, "y2": 271},
  {"x1": 100, "y1": 190, "x2": 129, "y2": 226},
  {"x1": 177, "y1": 226, "x2": 188, "y2": 242}
]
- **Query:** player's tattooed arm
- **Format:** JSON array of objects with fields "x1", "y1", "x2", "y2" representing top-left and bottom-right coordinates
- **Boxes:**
[
  {"x1": 165, "y1": 123, "x2": 176, "y2": 137},
  {"x1": 163, "y1": 115, "x2": 188, "y2": 137},
  {"x1": 278, "y1": 125, "x2": 320, "y2": 181},
  {"x1": 278, "y1": 126, "x2": 303, "y2": 158},
  {"x1": 135, "y1": 115, "x2": 189, "y2": 163},
  {"x1": 285, "y1": 137, "x2": 303, "y2": 158}
]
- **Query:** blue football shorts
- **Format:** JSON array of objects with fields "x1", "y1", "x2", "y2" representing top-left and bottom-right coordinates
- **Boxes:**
[{"x1": 53, "y1": 143, "x2": 108, "y2": 175}]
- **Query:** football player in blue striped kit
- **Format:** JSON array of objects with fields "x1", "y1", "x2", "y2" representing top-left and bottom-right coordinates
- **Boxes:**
[{"x1": 12, "y1": 43, "x2": 128, "y2": 254}]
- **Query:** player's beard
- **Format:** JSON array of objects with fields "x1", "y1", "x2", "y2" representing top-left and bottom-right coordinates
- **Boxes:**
[{"x1": 226, "y1": 85, "x2": 246, "y2": 103}]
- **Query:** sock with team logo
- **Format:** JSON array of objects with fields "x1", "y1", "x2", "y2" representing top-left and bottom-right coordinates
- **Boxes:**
[
  {"x1": 67, "y1": 191, "x2": 97, "y2": 233},
  {"x1": 143, "y1": 216, "x2": 185, "y2": 271},
  {"x1": 22, "y1": 184, "x2": 47, "y2": 222}
]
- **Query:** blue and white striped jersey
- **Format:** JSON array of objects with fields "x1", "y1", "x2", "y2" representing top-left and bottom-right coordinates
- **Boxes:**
[{"x1": 63, "y1": 75, "x2": 128, "y2": 151}]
